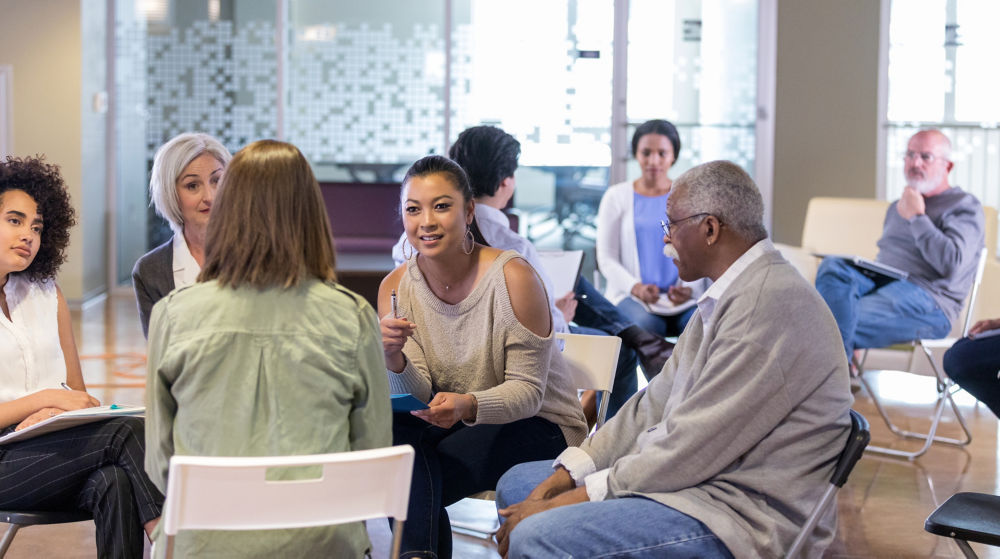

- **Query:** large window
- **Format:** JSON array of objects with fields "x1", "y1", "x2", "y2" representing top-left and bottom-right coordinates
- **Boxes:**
[
  {"x1": 884, "y1": 0, "x2": 1000, "y2": 215},
  {"x1": 112, "y1": 0, "x2": 764, "y2": 283}
]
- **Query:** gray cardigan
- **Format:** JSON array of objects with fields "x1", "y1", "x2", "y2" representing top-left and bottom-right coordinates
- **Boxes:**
[
  {"x1": 578, "y1": 249, "x2": 853, "y2": 559},
  {"x1": 131, "y1": 238, "x2": 175, "y2": 338}
]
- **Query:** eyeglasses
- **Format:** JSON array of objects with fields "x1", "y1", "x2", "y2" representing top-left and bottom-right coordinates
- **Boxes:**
[
  {"x1": 660, "y1": 213, "x2": 710, "y2": 237},
  {"x1": 904, "y1": 151, "x2": 943, "y2": 164}
]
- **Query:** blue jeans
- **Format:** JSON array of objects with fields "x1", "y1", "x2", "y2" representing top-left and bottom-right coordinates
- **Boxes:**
[
  {"x1": 496, "y1": 461, "x2": 734, "y2": 559},
  {"x1": 815, "y1": 257, "x2": 951, "y2": 358},
  {"x1": 944, "y1": 335, "x2": 1000, "y2": 418},
  {"x1": 391, "y1": 413, "x2": 567, "y2": 558},
  {"x1": 616, "y1": 296, "x2": 697, "y2": 338}
]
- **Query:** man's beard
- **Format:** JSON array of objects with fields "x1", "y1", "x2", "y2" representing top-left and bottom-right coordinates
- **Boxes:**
[{"x1": 906, "y1": 170, "x2": 942, "y2": 195}]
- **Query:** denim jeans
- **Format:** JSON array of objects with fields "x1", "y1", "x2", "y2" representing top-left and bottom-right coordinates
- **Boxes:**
[
  {"x1": 616, "y1": 296, "x2": 697, "y2": 338},
  {"x1": 814, "y1": 257, "x2": 952, "y2": 358},
  {"x1": 391, "y1": 413, "x2": 568, "y2": 559},
  {"x1": 496, "y1": 461, "x2": 734, "y2": 559},
  {"x1": 944, "y1": 335, "x2": 1000, "y2": 417}
]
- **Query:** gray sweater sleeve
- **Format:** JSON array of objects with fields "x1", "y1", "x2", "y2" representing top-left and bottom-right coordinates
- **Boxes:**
[{"x1": 906, "y1": 199, "x2": 982, "y2": 278}]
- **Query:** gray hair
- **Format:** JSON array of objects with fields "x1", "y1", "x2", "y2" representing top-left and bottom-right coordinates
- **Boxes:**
[
  {"x1": 673, "y1": 160, "x2": 768, "y2": 242},
  {"x1": 149, "y1": 132, "x2": 232, "y2": 234}
]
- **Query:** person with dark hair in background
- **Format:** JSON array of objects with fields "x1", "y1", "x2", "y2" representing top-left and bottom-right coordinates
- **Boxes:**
[
  {"x1": 393, "y1": 126, "x2": 675, "y2": 420},
  {"x1": 0, "y1": 156, "x2": 163, "y2": 559},
  {"x1": 145, "y1": 140, "x2": 390, "y2": 557},
  {"x1": 381, "y1": 154, "x2": 587, "y2": 558}
]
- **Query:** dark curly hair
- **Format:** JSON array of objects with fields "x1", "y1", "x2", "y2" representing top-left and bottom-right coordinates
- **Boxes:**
[{"x1": 0, "y1": 156, "x2": 76, "y2": 282}]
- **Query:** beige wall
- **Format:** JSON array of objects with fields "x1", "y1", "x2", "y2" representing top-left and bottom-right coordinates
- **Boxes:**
[
  {"x1": 0, "y1": 0, "x2": 87, "y2": 300},
  {"x1": 771, "y1": 0, "x2": 882, "y2": 245}
]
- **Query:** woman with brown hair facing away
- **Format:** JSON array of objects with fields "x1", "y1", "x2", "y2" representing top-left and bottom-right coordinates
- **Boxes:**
[
  {"x1": 379, "y1": 155, "x2": 587, "y2": 559},
  {"x1": 145, "y1": 140, "x2": 391, "y2": 558}
]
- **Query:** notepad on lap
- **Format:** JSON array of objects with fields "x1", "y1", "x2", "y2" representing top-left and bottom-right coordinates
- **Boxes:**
[
  {"x1": 0, "y1": 405, "x2": 144, "y2": 445},
  {"x1": 391, "y1": 394, "x2": 429, "y2": 412}
]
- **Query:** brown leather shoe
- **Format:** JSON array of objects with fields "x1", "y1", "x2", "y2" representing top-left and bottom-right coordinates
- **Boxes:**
[{"x1": 619, "y1": 326, "x2": 674, "y2": 380}]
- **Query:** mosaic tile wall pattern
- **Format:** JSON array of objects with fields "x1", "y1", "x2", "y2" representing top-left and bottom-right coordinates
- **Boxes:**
[
  {"x1": 287, "y1": 22, "x2": 445, "y2": 164},
  {"x1": 146, "y1": 19, "x2": 278, "y2": 156}
]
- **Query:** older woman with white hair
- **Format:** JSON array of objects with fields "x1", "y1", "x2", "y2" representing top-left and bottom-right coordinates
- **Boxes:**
[{"x1": 131, "y1": 132, "x2": 231, "y2": 337}]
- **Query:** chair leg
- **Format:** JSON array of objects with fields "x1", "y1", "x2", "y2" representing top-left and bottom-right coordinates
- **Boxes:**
[
  {"x1": 0, "y1": 524, "x2": 20, "y2": 558},
  {"x1": 389, "y1": 519, "x2": 404, "y2": 559},
  {"x1": 860, "y1": 372, "x2": 972, "y2": 460},
  {"x1": 954, "y1": 538, "x2": 979, "y2": 559}
]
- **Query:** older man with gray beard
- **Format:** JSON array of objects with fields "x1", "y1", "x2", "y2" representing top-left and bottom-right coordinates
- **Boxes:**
[{"x1": 815, "y1": 129, "x2": 984, "y2": 360}]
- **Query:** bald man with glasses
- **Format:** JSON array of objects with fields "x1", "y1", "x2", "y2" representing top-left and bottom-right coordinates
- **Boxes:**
[{"x1": 815, "y1": 129, "x2": 985, "y2": 362}]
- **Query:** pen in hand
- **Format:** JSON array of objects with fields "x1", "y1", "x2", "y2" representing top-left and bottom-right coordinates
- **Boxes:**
[
  {"x1": 60, "y1": 382, "x2": 72, "y2": 391},
  {"x1": 391, "y1": 289, "x2": 399, "y2": 319}
]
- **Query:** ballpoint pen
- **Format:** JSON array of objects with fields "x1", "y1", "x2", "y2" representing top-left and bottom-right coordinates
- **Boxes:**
[
  {"x1": 660, "y1": 219, "x2": 669, "y2": 236},
  {"x1": 391, "y1": 289, "x2": 399, "y2": 319},
  {"x1": 60, "y1": 382, "x2": 71, "y2": 390}
]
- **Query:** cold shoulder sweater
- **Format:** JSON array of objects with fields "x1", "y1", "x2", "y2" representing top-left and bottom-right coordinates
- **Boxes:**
[{"x1": 388, "y1": 250, "x2": 588, "y2": 447}]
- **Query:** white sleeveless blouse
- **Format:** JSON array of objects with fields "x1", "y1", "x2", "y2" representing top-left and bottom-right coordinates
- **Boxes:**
[{"x1": 0, "y1": 275, "x2": 67, "y2": 402}]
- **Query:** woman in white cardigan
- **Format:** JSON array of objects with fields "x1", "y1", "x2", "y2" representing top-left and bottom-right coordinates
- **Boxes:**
[{"x1": 596, "y1": 119, "x2": 706, "y2": 337}]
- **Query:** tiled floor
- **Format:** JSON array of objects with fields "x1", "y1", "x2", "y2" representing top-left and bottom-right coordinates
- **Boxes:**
[{"x1": 3, "y1": 292, "x2": 998, "y2": 558}]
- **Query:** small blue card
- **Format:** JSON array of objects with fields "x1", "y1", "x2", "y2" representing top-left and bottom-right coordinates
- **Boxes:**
[{"x1": 391, "y1": 393, "x2": 429, "y2": 412}]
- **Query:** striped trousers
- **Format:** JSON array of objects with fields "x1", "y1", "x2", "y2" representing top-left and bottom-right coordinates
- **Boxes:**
[{"x1": 0, "y1": 417, "x2": 164, "y2": 559}]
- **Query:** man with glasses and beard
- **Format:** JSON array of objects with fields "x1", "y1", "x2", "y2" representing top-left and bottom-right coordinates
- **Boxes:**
[{"x1": 815, "y1": 129, "x2": 984, "y2": 361}]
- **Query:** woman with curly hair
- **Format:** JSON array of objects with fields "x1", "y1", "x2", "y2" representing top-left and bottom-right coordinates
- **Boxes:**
[
  {"x1": 0, "y1": 156, "x2": 163, "y2": 559},
  {"x1": 132, "y1": 132, "x2": 231, "y2": 337}
]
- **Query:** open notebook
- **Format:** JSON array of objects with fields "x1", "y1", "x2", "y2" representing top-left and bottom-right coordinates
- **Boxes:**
[{"x1": 0, "y1": 405, "x2": 144, "y2": 445}]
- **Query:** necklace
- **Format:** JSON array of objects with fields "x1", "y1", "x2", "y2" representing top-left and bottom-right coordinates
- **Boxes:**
[{"x1": 417, "y1": 253, "x2": 475, "y2": 294}]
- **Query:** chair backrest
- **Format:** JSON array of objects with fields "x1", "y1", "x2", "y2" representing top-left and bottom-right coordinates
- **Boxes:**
[
  {"x1": 831, "y1": 409, "x2": 871, "y2": 487},
  {"x1": 800, "y1": 197, "x2": 890, "y2": 259},
  {"x1": 555, "y1": 332, "x2": 621, "y2": 429},
  {"x1": 983, "y1": 205, "x2": 997, "y2": 256},
  {"x1": 162, "y1": 445, "x2": 414, "y2": 535}
]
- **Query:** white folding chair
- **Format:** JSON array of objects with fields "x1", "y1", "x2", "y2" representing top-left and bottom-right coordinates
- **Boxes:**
[
  {"x1": 449, "y1": 332, "x2": 622, "y2": 540},
  {"x1": 160, "y1": 445, "x2": 414, "y2": 559},
  {"x1": 857, "y1": 247, "x2": 988, "y2": 460},
  {"x1": 556, "y1": 332, "x2": 621, "y2": 430}
]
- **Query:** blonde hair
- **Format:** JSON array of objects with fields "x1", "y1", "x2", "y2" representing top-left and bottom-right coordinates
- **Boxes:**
[{"x1": 199, "y1": 140, "x2": 337, "y2": 289}]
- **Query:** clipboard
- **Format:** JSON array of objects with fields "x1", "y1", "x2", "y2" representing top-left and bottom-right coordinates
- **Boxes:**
[
  {"x1": 391, "y1": 394, "x2": 429, "y2": 412},
  {"x1": 0, "y1": 405, "x2": 144, "y2": 446},
  {"x1": 812, "y1": 253, "x2": 909, "y2": 281},
  {"x1": 537, "y1": 250, "x2": 584, "y2": 296}
]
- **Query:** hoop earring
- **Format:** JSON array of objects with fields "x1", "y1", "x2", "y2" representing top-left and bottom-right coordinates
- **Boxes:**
[
  {"x1": 463, "y1": 226, "x2": 475, "y2": 255},
  {"x1": 402, "y1": 239, "x2": 414, "y2": 260}
]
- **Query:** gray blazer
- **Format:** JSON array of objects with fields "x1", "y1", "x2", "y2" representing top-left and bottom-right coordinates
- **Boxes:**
[{"x1": 132, "y1": 238, "x2": 175, "y2": 338}]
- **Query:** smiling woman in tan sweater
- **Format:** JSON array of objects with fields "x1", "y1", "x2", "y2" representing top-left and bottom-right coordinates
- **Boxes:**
[{"x1": 378, "y1": 155, "x2": 586, "y2": 559}]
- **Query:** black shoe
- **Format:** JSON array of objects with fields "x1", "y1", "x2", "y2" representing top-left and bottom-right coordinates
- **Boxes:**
[{"x1": 619, "y1": 326, "x2": 674, "y2": 380}]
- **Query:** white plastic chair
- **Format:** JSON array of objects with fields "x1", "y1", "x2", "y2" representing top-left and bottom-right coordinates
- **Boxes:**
[
  {"x1": 160, "y1": 445, "x2": 414, "y2": 559},
  {"x1": 556, "y1": 332, "x2": 622, "y2": 430}
]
